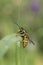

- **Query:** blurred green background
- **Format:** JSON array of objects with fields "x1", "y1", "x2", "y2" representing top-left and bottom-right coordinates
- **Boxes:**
[{"x1": 0, "y1": 0, "x2": 43, "y2": 65}]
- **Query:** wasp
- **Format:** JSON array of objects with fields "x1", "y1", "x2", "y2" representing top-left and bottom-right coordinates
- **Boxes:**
[{"x1": 15, "y1": 23, "x2": 35, "y2": 48}]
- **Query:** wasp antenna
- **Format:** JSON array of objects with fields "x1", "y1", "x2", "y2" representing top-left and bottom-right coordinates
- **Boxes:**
[{"x1": 14, "y1": 22, "x2": 20, "y2": 29}]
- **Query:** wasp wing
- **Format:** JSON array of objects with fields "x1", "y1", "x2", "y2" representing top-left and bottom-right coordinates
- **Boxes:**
[{"x1": 28, "y1": 35, "x2": 35, "y2": 45}]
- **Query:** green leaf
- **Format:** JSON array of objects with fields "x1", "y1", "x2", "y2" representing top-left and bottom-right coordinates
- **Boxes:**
[{"x1": 0, "y1": 33, "x2": 22, "y2": 59}]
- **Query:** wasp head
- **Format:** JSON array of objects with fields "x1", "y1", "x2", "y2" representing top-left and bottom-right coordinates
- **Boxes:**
[{"x1": 18, "y1": 27, "x2": 26, "y2": 34}]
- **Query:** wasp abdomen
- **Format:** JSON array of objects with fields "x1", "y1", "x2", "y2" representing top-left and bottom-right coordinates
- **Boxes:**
[{"x1": 23, "y1": 34, "x2": 29, "y2": 48}]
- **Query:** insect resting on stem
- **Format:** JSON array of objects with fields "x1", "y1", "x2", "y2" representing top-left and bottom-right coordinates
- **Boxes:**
[{"x1": 15, "y1": 22, "x2": 35, "y2": 48}]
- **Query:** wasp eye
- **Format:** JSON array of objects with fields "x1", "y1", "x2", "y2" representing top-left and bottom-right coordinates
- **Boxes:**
[{"x1": 26, "y1": 36, "x2": 28, "y2": 38}]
